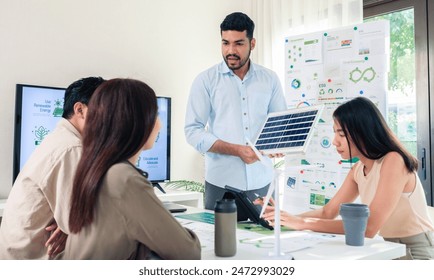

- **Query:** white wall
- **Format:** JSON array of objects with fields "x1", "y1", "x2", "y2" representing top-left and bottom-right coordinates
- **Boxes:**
[{"x1": 0, "y1": 0, "x2": 253, "y2": 198}]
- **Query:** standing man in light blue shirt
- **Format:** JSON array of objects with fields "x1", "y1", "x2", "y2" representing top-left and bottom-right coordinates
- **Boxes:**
[{"x1": 185, "y1": 12, "x2": 287, "y2": 220}]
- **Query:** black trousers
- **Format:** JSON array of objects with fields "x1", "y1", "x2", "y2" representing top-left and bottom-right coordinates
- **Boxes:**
[{"x1": 204, "y1": 181, "x2": 269, "y2": 221}]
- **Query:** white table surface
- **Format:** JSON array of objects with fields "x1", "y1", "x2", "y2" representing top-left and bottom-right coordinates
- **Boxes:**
[
  {"x1": 156, "y1": 187, "x2": 203, "y2": 208},
  {"x1": 175, "y1": 208, "x2": 406, "y2": 260}
]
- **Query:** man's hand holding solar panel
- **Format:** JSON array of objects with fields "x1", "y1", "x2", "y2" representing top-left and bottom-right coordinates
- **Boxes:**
[
  {"x1": 209, "y1": 139, "x2": 282, "y2": 165},
  {"x1": 246, "y1": 138, "x2": 284, "y2": 165}
]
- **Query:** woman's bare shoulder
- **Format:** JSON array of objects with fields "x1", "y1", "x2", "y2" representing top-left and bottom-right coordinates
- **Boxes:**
[{"x1": 381, "y1": 151, "x2": 407, "y2": 173}]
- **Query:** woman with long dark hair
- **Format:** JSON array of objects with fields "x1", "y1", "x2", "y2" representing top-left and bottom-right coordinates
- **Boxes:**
[
  {"x1": 63, "y1": 78, "x2": 200, "y2": 259},
  {"x1": 259, "y1": 97, "x2": 434, "y2": 259}
]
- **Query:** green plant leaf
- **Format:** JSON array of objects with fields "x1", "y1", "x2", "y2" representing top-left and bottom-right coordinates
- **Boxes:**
[{"x1": 165, "y1": 180, "x2": 205, "y2": 193}]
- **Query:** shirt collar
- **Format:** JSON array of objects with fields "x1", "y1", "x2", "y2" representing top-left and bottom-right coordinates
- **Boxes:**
[
  {"x1": 218, "y1": 60, "x2": 255, "y2": 77},
  {"x1": 59, "y1": 118, "x2": 82, "y2": 139}
]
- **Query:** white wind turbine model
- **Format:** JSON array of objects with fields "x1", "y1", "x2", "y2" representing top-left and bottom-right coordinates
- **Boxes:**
[{"x1": 246, "y1": 104, "x2": 324, "y2": 259}]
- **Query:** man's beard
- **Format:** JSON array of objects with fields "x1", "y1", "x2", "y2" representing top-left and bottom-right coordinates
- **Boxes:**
[{"x1": 224, "y1": 53, "x2": 250, "y2": 71}]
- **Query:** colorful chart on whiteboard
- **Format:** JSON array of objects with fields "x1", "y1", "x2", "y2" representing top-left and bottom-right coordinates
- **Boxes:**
[{"x1": 283, "y1": 20, "x2": 389, "y2": 214}]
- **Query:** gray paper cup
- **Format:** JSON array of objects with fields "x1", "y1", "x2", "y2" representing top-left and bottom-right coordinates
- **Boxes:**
[{"x1": 339, "y1": 203, "x2": 370, "y2": 246}]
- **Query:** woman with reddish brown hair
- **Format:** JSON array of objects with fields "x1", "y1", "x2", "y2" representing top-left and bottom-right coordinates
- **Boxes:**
[{"x1": 63, "y1": 78, "x2": 200, "y2": 259}]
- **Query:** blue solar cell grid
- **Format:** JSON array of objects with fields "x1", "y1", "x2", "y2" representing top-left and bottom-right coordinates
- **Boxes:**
[{"x1": 254, "y1": 109, "x2": 320, "y2": 153}]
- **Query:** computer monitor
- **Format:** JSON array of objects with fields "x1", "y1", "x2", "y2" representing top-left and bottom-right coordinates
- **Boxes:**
[
  {"x1": 13, "y1": 84, "x2": 171, "y2": 186},
  {"x1": 136, "y1": 96, "x2": 171, "y2": 187}
]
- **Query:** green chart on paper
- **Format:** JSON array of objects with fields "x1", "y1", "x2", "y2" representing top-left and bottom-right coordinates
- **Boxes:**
[
  {"x1": 176, "y1": 212, "x2": 215, "y2": 224},
  {"x1": 176, "y1": 212, "x2": 293, "y2": 235},
  {"x1": 237, "y1": 222, "x2": 293, "y2": 235}
]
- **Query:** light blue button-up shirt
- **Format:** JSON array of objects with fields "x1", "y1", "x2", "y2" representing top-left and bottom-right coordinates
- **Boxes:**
[{"x1": 185, "y1": 61, "x2": 287, "y2": 191}]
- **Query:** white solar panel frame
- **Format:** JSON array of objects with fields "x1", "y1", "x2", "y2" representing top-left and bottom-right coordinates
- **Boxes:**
[{"x1": 254, "y1": 105, "x2": 324, "y2": 155}]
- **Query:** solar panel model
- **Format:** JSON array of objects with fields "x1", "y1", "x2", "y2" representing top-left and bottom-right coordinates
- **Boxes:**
[{"x1": 254, "y1": 105, "x2": 324, "y2": 155}]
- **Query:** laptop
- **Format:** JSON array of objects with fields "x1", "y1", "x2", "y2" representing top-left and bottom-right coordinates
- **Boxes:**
[{"x1": 163, "y1": 202, "x2": 187, "y2": 213}]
